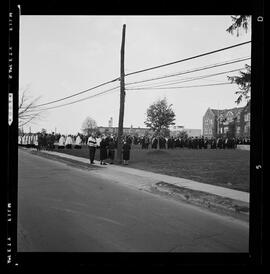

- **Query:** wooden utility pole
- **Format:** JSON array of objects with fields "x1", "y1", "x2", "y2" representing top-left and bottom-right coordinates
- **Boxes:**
[{"x1": 116, "y1": 24, "x2": 126, "y2": 163}]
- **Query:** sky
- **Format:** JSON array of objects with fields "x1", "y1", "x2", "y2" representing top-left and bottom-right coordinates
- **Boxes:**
[{"x1": 19, "y1": 15, "x2": 251, "y2": 135}]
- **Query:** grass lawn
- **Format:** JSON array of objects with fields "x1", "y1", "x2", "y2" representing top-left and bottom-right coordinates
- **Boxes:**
[{"x1": 51, "y1": 145, "x2": 250, "y2": 192}]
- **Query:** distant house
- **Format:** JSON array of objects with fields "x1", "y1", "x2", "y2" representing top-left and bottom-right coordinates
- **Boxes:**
[
  {"x1": 169, "y1": 125, "x2": 201, "y2": 137},
  {"x1": 97, "y1": 126, "x2": 152, "y2": 136},
  {"x1": 202, "y1": 102, "x2": 250, "y2": 138},
  {"x1": 202, "y1": 108, "x2": 217, "y2": 138},
  {"x1": 185, "y1": 129, "x2": 201, "y2": 138}
]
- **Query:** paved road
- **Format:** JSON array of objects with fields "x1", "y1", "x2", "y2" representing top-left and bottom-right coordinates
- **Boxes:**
[{"x1": 18, "y1": 149, "x2": 249, "y2": 252}]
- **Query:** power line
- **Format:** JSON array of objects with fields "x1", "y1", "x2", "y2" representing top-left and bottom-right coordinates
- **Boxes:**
[
  {"x1": 125, "y1": 57, "x2": 250, "y2": 86},
  {"x1": 23, "y1": 77, "x2": 120, "y2": 109},
  {"x1": 127, "y1": 67, "x2": 245, "y2": 89},
  {"x1": 25, "y1": 68, "x2": 243, "y2": 113},
  {"x1": 27, "y1": 86, "x2": 120, "y2": 113},
  {"x1": 126, "y1": 82, "x2": 233, "y2": 91},
  {"x1": 21, "y1": 42, "x2": 250, "y2": 111},
  {"x1": 125, "y1": 41, "x2": 251, "y2": 77}
]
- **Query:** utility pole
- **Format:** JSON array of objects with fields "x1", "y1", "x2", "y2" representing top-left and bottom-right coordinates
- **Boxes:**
[{"x1": 116, "y1": 24, "x2": 126, "y2": 163}]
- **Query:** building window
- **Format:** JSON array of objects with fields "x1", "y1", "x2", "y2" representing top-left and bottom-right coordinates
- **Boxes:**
[
  {"x1": 244, "y1": 113, "x2": 250, "y2": 122},
  {"x1": 224, "y1": 127, "x2": 229, "y2": 133},
  {"x1": 227, "y1": 111, "x2": 233, "y2": 123},
  {"x1": 236, "y1": 126, "x2": 240, "y2": 134},
  {"x1": 209, "y1": 129, "x2": 212, "y2": 134}
]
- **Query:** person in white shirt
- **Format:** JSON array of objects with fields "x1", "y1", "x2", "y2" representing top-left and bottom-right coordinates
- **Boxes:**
[
  {"x1": 96, "y1": 135, "x2": 101, "y2": 149},
  {"x1": 87, "y1": 133, "x2": 97, "y2": 164},
  {"x1": 65, "y1": 135, "x2": 73, "y2": 149},
  {"x1": 74, "y1": 133, "x2": 82, "y2": 149},
  {"x1": 58, "y1": 135, "x2": 66, "y2": 149}
]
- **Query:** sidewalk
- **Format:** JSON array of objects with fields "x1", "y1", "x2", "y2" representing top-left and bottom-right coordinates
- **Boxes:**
[{"x1": 36, "y1": 149, "x2": 249, "y2": 204}]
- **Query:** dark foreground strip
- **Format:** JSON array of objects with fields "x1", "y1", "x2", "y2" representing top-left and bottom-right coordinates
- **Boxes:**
[
  {"x1": 152, "y1": 181, "x2": 249, "y2": 222},
  {"x1": 29, "y1": 149, "x2": 102, "y2": 171}
]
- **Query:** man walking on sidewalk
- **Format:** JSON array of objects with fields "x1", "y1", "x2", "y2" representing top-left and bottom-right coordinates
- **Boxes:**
[{"x1": 87, "y1": 133, "x2": 97, "y2": 164}]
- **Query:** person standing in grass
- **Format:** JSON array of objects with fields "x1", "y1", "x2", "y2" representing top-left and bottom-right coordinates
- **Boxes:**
[
  {"x1": 99, "y1": 135, "x2": 108, "y2": 165},
  {"x1": 58, "y1": 135, "x2": 65, "y2": 149},
  {"x1": 65, "y1": 135, "x2": 73, "y2": 149},
  {"x1": 87, "y1": 133, "x2": 97, "y2": 164},
  {"x1": 122, "y1": 139, "x2": 131, "y2": 165},
  {"x1": 108, "y1": 138, "x2": 116, "y2": 164},
  {"x1": 74, "y1": 133, "x2": 82, "y2": 149}
]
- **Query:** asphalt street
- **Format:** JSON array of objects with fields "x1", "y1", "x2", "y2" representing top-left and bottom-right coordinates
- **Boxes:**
[{"x1": 18, "y1": 149, "x2": 249, "y2": 252}]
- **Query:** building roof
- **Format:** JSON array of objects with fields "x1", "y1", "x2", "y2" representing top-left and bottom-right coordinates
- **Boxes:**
[{"x1": 211, "y1": 107, "x2": 243, "y2": 117}]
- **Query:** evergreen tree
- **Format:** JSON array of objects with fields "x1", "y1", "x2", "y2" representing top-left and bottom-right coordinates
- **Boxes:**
[{"x1": 226, "y1": 15, "x2": 251, "y2": 104}]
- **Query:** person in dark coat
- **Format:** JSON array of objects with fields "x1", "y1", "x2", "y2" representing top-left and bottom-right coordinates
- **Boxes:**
[
  {"x1": 43, "y1": 133, "x2": 48, "y2": 150},
  {"x1": 122, "y1": 140, "x2": 131, "y2": 165},
  {"x1": 198, "y1": 137, "x2": 203, "y2": 149},
  {"x1": 167, "y1": 137, "x2": 172, "y2": 149},
  {"x1": 175, "y1": 138, "x2": 180, "y2": 148},
  {"x1": 152, "y1": 137, "x2": 158, "y2": 149},
  {"x1": 203, "y1": 137, "x2": 208, "y2": 149},
  {"x1": 37, "y1": 133, "x2": 42, "y2": 151},
  {"x1": 50, "y1": 132, "x2": 55, "y2": 150},
  {"x1": 108, "y1": 138, "x2": 116, "y2": 164},
  {"x1": 145, "y1": 137, "x2": 150, "y2": 149},
  {"x1": 99, "y1": 136, "x2": 108, "y2": 165},
  {"x1": 141, "y1": 137, "x2": 145, "y2": 149},
  {"x1": 217, "y1": 138, "x2": 222, "y2": 149}
]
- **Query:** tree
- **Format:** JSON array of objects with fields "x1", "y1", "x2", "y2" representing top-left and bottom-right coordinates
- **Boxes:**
[
  {"x1": 159, "y1": 127, "x2": 171, "y2": 138},
  {"x1": 228, "y1": 64, "x2": 251, "y2": 104},
  {"x1": 226, "y1": 15, "x2": 251, "y2": 104},
  {"x1": 177, "y1": 130, "x2": 188, "y2": 139},
  {"x1": 226, "y1": 15, "x2": 250, "y2": 37},
  {"x1": 144, "y1": 98, "x2": 176, "y2": 137},
  {"x1": 18, "y1": 87, "x2": 43, "y2": 128},
  {"x1": 81, "y1": 116, "x2": 97, "y2": 136}
]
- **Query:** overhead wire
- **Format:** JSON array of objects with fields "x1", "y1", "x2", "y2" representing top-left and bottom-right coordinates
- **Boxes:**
[
  {"x1": 126, "y1": 82, "x2": 233, "y2": 91},
  {"x1": 125, "y1": 56, "x2": 250, "y2": 87},
  {"x1": 22, "y1": 77, "x2": 120, "y2": 109},
  {"x1": 125, "y1": 41, "x2": 251, "y2": 76},
  {"x1": 25, "y1": 68, "x2": 245, "y2": 113},
  {"x1": 126, "y1": 67, "x2": 245, "y2": 89},
  {"x1": 26, "y1": 85, "x2": 120, "y2": 113},
  {"x1": 22, "y1": 41, "x2": 251, "y2": 111}
]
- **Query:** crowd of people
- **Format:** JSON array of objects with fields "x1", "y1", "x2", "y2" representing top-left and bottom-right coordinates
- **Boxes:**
[
  {"x1": 134, "y1": 135, "x2": 250, "y2": 150},
  {"x1": 18, "y1": 131, "x2": 250, "y2": 165},
  {"x1": 18, "y1": 132, "x2": 131, "y2": 165}
]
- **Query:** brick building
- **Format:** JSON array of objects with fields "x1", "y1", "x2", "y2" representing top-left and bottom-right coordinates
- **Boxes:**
[
  {"x1": 202, "y1": 102, "x2": 250, "y2": 138},
  {"x1": 240, "y1": 101, "x2": 251, "y2": 137}
]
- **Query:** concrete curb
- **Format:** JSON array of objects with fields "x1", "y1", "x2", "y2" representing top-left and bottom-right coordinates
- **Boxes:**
[{"x1": 28, "y1": 149, "x2": 249, "y2": 203}]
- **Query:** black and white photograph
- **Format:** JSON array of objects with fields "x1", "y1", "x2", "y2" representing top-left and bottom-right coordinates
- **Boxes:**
[{"x1": 6, "y1": 1, "x2": 264, "y2": 269}]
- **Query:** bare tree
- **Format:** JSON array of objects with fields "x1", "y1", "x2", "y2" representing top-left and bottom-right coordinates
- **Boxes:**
[
  {"x1": 81, "y1": 116, "x2": 97, "y2": 136},
  {"x1": 18, "y1": 88, "x2": 44, "y2": 128}
]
